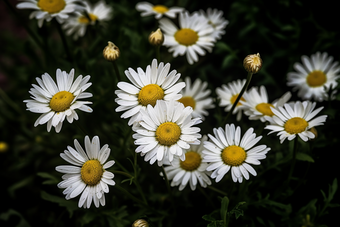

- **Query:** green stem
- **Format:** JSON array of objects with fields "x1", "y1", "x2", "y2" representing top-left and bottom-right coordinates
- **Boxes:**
[
  {"x1": 222, "y1": 72, "x2": 253, "y2": 125},
  {"x1": 114, "y1": 184, "x2": 147, "y2": 206},
  {"x1": 287, "y1": 136, "x2": 299, "y2": 185},
  {"x1": 0, "y1": 88, "x2": 22, "y2": 114},
  {"x1": 75, "y1": 121, "x2": 88, "y2": 137},
  {"x1": 207, "y1": 185, "x2": 228, "y2": 197},
  {"x1": 155, "y1": 45, "x2": 161, "y2": 62},
  {"x1": 54, "y1": 19, "x2": 74, "y2": 65},
  {"x1": 112, "y1": 61, "x2": 121, "y2": 82},
  {"x1": 133, "y1": 152, "x2": 148, "y2": 205}
]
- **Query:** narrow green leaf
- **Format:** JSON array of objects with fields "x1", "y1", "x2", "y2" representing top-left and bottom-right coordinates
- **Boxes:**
[{"x1": 296, "y1": 152, "x2": 315, "y2": 162}]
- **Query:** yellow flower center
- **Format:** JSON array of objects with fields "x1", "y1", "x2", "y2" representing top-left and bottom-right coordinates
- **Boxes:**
[
  {"x1": 49, "y1": 91, "x2": 75, "y2": 112},
  {"x1": 178, "y1": 96, "x2": 196, "y2": 109},
  {"x1": 156, "y1": 122, "x2": 181, "y2": 146},
  {"x1": 180, "y1": 151, "x2": 202, "y2": 171},
  {"x1": 174, "y1": 28, "x2": 199, "y2": 46},
  {"x1": 138, "y1": 84, "x2": 164, "y2": 107},
  {"x1": 284, "y1": 117, "x2": 308, "y2": 134},
  {"x1": 256, "y1": 103, "x2": 274, "y2": 116},
  {"x1": 38, "y1": 0, "x2": 66, "y2": 14},
  {"x1": 221, "y1": 145, "x2": 246, "y2": 166},
  {"x1": 78, "y1": 13, "x2": 98, "y2": 24},
  {"x1": 152, "y1": 5, "x2": 169, "y2": 13},
  {"x1": 230, "y1": 94, "x2": 245, "y2": 106},
  {"x1": 306, "y1": 70, "x2": 327, "y2": 87},
  {"x1": 80, "y1": 160, "x2": 103, "y2": 186}
]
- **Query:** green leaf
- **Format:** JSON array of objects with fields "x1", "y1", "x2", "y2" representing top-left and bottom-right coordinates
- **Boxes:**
[
  {"x1": 220, "y1": 196, "x2": 229, "y2": 222},
  {"x1": 296, "y1": 152, "x2": 315, "y2": 163},
  {"x1": 37, "y1": 172, "x2": 59, "y2": 185},
  {"x1": 40, "y1": 191, "x2": 78, "y2": 217},
  {"x1": 0, "y1": 209, "x2": 31, "y2": 227}
]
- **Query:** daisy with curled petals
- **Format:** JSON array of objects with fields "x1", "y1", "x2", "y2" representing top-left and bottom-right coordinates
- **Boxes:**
[
  {"x1": 132, "y1": 99, "x2": 202, "y2": 166},
  {"x1": 202, "y1": 124, "x2": 270, "y2": 183},
  {"x1": 178, "y1": 77, "x2": 215, "y2": 120},
  {"x1": 287, "y1": 52, "x2": 340, "y2": 102},
  {"x1": 115, "y1": 58, "x2": 185, "y2": 126},
  {"x1": 163, "y1": 135, "x2": 212, "y2": 191},
  {"x1": 199, "y1": 8, "x2": 229, "y2": 41},
  {"x1": 16, "y1": 0, "x2": 84, "y2": 28},
  {"x1": 56, "y1": 136, "x2": 115, "y2": 208},
  {"x1": 241, "y1": 86, "x2": 292, "y2": 122},
  {"x1": 264, "y1": 101, "x2": 327, "y2": 143},
  {"x1": 215, "y1": 79, "x2": 248, "y2": 121},
  {"x1": 136, "y1": 2, "x2": 184, "y2": 19},
  {"x1": 159, "y1": 11, "x2": 215, "y2": 65},
  {"x1": 24, "y1": 68, "x2": 92, "y2": 133},
  {"x1": 62, "y1": 0, "x2": 113, "y2": 40}
]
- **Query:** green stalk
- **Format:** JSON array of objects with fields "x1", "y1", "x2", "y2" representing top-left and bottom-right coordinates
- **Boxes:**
[
  {"x1": 155, "y1": 45, "x2": 161, "y2": 63},
  {"x1": 54, "y1": 19, "x2": 74, "y2": 65},
  {"x1": 112, "y1": 61, "x2": 121, "y2": 82},
  {"x1": 287, "y1": 136, "x2": 299, "y2": 185}
]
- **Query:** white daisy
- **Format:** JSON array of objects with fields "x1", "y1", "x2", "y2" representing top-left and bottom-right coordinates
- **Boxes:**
[
  {"x1": 241, "y1": 86, "x2": 292, "y2": 122},
  {"x1": 199, "y1": 8, "x2": 229, "y2": 40},
  {"x1": 215, "y1": 79, "x2": 248, "y2": 121},
  {"x1": 115, "y1": 58, "x2": 185, "y2": 126},
  {"x1": 163, "y1": 135, "x2": 212, "y2": 191},
  {"x1": 16, "y1": 0, "x2": 84, "y2": 28},
  {"x1": 178, "y1": 77, "x2": 215, "y2": 120},
  {"x1": 202, "y1": 124, "x2": 270, "y2": 183},
  {"x1": 56, "y1": 136, "x2": 115, "y2": 208},
  {"x1": 24, "y1": 68, "x2": 93, "y2": 133},
  {"x1": 136, "y1": 1, "x2": 184, "y2": 19},
  {"x1": 287, "y1": 52, "x2": 340, "y2": 102},
  {"x1": 62, "y1": 1, "x2": 113, "y2": 40},
  {"x1": 132, "y1": 99, "x2": 202, "y2": 166},
  {"x1": 264, "y1": 101, "x2": 327, "y2": 143},
  {"x1": 159, "y1": 11, "x2": 215, "y2": 65}
]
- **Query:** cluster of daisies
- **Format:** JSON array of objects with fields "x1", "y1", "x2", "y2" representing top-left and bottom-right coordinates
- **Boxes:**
[{"x1": 16, "y1": 0, "x2": 113, "y2": 39}]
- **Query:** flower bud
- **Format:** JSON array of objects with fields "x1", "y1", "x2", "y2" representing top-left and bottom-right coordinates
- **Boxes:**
[
  {"x1": 149, "y1": 28, "x2": 164, "y2": 46},
  {"x1": 0, "y1": 141, "x2": 8, "y2": 153},
  {"x1": 103, "y1": 41, "x2": 120, "y2": 62},
  {"x1": 243, "y1": 53, "x2": 262, "y2": 74},
  {"x1": 132, "y1": 219, "x2": 149, "y2": 227}
]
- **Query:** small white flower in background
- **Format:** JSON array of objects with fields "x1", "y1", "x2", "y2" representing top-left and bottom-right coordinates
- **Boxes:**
[
  {"x1": 264, "y1": 101, "x2": 327, "y2": 143},
  {"x1": 16, "y1": 0, "x2": 84, "y2": 28},
  {"x1": 62, "y1": 0, "x2": 113, "y2": 40},
  {"x1": 24, "y1": 68, "x2": 92, "y2": 133},
  {"x1": 132, "y1": 99, "x2": 202, "y2": 166},
  {"x1": 159, "y1": 11, "x2": 215, "y2": 65},
  {"x1": 163, "y1": 135, "x2": 212, "y2": 191},
  {"x1": 115, "y1": 59, "x2": 185, "y2": 126},
  {"x1": 287, "y1": 52, "x2": 340, "y2": 102},
  {"x1": 56, "y1": 136, "x2": 115, "y2": 208},
  {"x1": 199, "y1": 8, "x2": 229, "y2": 41},
  {"x1": 178, "y1": 77, "x2": 215, "y2": 120},
  {"x1": 241, "y1": 86, "x2": 292, "y2": 122},
  {"x1": 215, "y1": 79, "x2": 248, "y2": 121},
  {"x1": 202, "y1": 124, "x2": 270, "y2": 183},
  {"x1": 136, "y1": 1, "x2": 184, "y2": 19}
]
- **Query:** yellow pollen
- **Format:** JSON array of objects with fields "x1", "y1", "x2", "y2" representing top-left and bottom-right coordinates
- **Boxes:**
[
  {"x1": 78, "y1": 13, "x2": 98, "y2": 24},
  {"x1": 156, "y1": 122, "x2": 181, "y2": 146},
  {"x1": 284, "y1": 117, "x2": 308, "y2": 134},
  {"x1": 256, "y1": 103, "x2": 274, "y2": 116},
  {"x1": 221, "y1": 145, "x2": 246, "y2": 166},
  {"x1": 138, "y1": 84, "x2": 164, "y2": 107},
  {"x1": 306, "y1": 70, "x2": 327, "y2": 87},
  {"x1": 38, "y1": 0, "x2": 66, "y2": 14},
  {"x1": 80, "y1": 160, "x2": 103, "y2": 186},
  {"x1": 180, "y1": 151, "x2": 202, "y2": 171},
  {"x1": 49, "y1": 91, "x2": 74, "y2": 112},
  {"x1": 174, "y1": 28, "x2": 199, "y2": 46},
  {"x1": 152, "y1": 5, "x2": 169, "y2": 13},
  {"x1": 230, "y1": 94, "x2": 245, "y2": 106},
  {"x1": 178, "y1": 96, "x2": 196, "y2": 109}
]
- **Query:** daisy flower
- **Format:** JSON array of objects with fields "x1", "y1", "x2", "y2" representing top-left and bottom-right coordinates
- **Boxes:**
[
  {"x1": 202, "y1": 124, "x2": 270, "y2": 183},
  {"x1": 62, "y1": 1, "x2": 113, "y2": 40},
  {"x1": 199, "y1": 8, "x2": 229, "y2": 40},
  {"x1": 178, "y1": 77, "x2": 215, "y2": 120},
  {"x1": 56, "y1": 136, "x2": 115, "y2": 208},
  {"x1": 136, "y1": 2, "x2": 184, "y2": 19},
  {"x1": 241, "y1": 86, "x2": 292, "y2": 122},
  {"x1": 163, "y1": 135, "x2": 212, "y2": 191},
  {"x1": 159, "y1": 11, "x2": 215, "y2": 65},
  {"x1": 287, "y1": 52, "x2": 340, "y2": 102},
  {"x1": 264, "y1": 101, "x2": 327, "y2": 143},
  {"x1": 24, "y1": 68, "x2": 93, "y2": 133},
  {"x1": 215, "y1": 79, "x2": 248, "y2": 121},
  {"x1": 16, "y1": 0, "x2": 84, "y2": 28},
  {"x1": 132, "y1": 99, "x2": 202, "y2": 166},
  {"x1": 115, "y1": 58, "x2": 185, "y2": 126}
]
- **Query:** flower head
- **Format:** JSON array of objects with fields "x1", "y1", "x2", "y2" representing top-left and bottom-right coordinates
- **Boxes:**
[
  {"x1": 287, "y1": 52, "x2": 340, "y2": 102},
  {"x1": 136, "y1": 2, "x2": 184, "y2": 19},
  {"x1": 243, "y1": 53, "x2": 262, "y2": 74},
  {"x1": 56, "y1": 136, "x2": 115, "y2": 208},
  {"x1": 199, "y1": 8, "x2": 229, "y2": 40},
  {"x1": 202, "y1": 124, "x2": 270, "y2": 183},
  {"x1": 24, "y1": 68, "x2": 92, "y2": 133},
  {"x1": 103, "y1": 41, "x2": 120, "y2": 62}
]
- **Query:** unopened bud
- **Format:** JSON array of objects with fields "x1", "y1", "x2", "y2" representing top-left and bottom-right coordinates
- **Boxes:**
[
  {"x1": 103, "y1": 41, "x2": 120, "y2": 62},
  {"x1": 243, "y1": 53, "x2": 262, "y2": 74},
  {"x1": 149, "y1": 28, "x2": 164, "y2": 46},
  {"x1": 132, "y1": 219, "x2": 149, "y2": 227}
]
